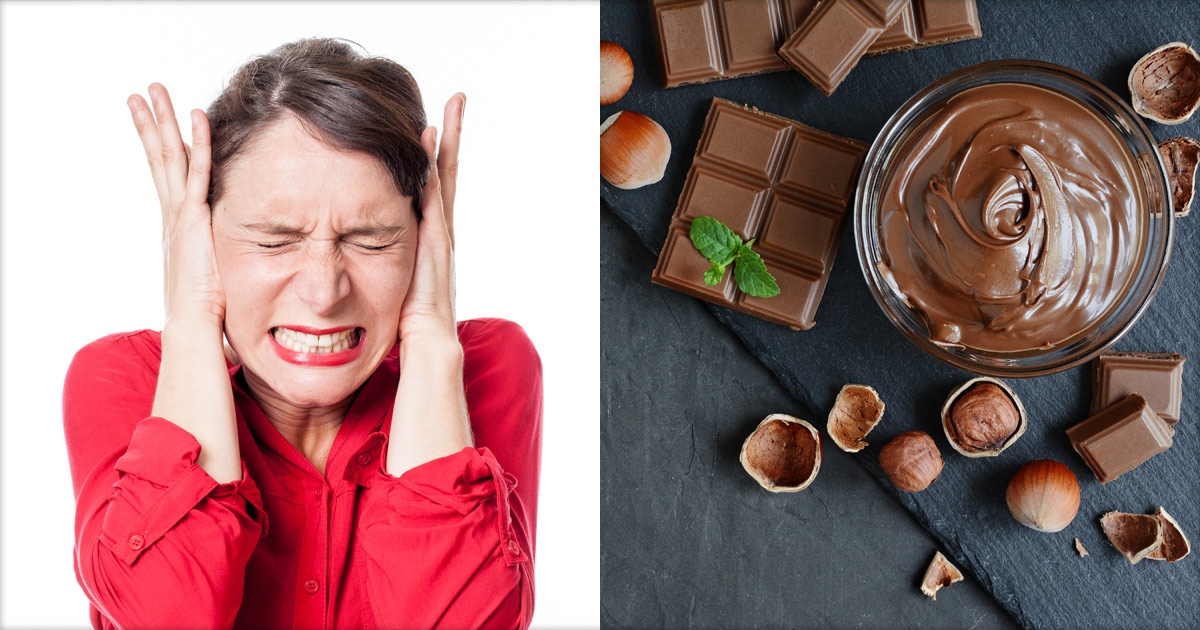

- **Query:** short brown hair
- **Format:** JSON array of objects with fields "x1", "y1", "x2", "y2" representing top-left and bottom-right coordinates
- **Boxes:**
[{"x1": 206, "y1": 37, "x2": 429, "y2": 216}]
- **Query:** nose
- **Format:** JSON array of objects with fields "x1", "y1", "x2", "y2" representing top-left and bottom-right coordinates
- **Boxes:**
[{"x1": 295, "y1": 244, "x2": 351, "y2": 316}]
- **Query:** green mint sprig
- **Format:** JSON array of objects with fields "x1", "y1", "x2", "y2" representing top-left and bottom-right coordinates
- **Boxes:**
[{"x1": 689, "y1": 216, "x2": 780, "y2": 298}]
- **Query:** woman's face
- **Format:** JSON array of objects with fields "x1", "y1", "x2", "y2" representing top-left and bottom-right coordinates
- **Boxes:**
[{"x1": 213, "y1": 116, "x2": 416, "y2": 411}]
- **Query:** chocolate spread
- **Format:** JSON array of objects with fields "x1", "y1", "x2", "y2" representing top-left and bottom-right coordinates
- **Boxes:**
[{"x1": 878, "y1": 83, "x2": 1148, "y2": 352}]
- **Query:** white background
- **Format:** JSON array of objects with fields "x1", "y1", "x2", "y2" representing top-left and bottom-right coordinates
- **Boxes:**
[{"x1": 0, "y1": 1, "x2": 597, "y2": 628}]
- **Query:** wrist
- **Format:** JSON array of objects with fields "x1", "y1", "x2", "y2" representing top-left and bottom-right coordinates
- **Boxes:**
[{"x1": 399, "y1": 335, "x2": 463, "y2": 368}]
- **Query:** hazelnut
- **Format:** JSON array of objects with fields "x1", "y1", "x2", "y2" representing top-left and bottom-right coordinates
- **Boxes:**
[
  {"x1": 919, "y1": 551, "x2": 963, "y2": 601},
  {"x1": 941, "y1": 378, "x2": 1027, "y2": 457},
  {"x1": 600, "y1": 111, "x2": 671, "y2": 190},
  {"x1": 739, "y1": 413, "x2": 821, "y2": 492},
  {"x1": 1158, "y1": 136, "x2": 1199, "y2": 217},
  {"x1": 826, "y1": 384, "x2": 885, "y2": 453},
  {"x1": 1128, "y1": 42, "x2": 1200, "y2": 125},
  {"x1": 1146, "y1": 507, "x2": 1191, "y2": 563},
  {"x1": 1100, "y1": 510, "x2": 1163, "y2": 564},
  {"x1": 878, "y1": 431, "x2": 943, "y2": 492},
  {"x1": 600, "y1": 40, "x2": 634, "y2": 105},
  {"x1": 1005, "y1": 460, "x2": 1080, "y2": 533}
]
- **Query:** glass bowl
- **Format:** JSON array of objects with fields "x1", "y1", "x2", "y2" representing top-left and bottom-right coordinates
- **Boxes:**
[{"x1": 854, "y1": 60, "x2": 1173, "y2": 377}]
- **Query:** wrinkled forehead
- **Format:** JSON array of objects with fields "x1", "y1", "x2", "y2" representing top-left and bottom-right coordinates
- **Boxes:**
[{"x1": 216, "y1": 117, "x2": 413, "y2": 226}]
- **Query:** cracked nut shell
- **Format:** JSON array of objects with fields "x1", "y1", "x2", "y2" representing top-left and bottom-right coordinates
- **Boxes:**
[
  {"x1": 1006, "y1": 459, "x2": 1080, "y2": 533},
  {"x1": 739, "y1": 413, "x2": 821, "y2": 492},
  {"x1": 827, "y1": 384, "x2": 885, "y2": 453},
  {"x1": 1159, "y1": 136, "x2": 1199, "y2": 217},
  {"x1": 879, "y1": 431, "x2": 943, "y2": 492},
  {"x1": 941, "y1": 378, "x2": 1027, "y2": 457},
  {"x1": 1129, "y1": 42, "x2": 1200, "y2": 125},
  {"x1": 1100, "y1": 510, "x2": 1163, "y2": 564},
  {"x1": 920, "y1": 551, "x2": 963, "y2": 601},
  {"x1": 1146, "y1": 507, "x2": 1192, "y2": 563}
]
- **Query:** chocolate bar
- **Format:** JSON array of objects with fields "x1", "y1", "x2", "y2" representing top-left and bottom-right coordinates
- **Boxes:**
[
  {"x1": 1066, "y1": 395, "x2": 1175, "y2": 484},
  {"x1": 1092, "y1": 351, "x2": 1186, "y2": 425},
  {"x1": 777, "y1": 0, "x2": 909, "y2": 96},
  {"x1": 650, "y1": 0, "x2": 981, "y2": 89},
  {"x1": 650, "y1": 0, "x2": 818, "y2": 88},
  {"x1": 867, "y1": 0, "x2": 981, "y2": 55},
  {"x1": 651, "y1": 98, "x2": 867, "y2": 329}
]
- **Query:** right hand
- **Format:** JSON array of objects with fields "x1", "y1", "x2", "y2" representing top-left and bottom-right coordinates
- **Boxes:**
[{"x1": 127, "y1": 83, "x2": 226, "y2": 326}]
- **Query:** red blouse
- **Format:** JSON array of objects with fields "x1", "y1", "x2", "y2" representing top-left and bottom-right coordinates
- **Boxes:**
[{"x1": 63, "y1": 318, "x2": 542, "y2": 629}]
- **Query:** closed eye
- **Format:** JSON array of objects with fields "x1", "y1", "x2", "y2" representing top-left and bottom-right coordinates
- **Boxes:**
[
  {"x1": 257, "y1": 241, "x2": 296, "y2": 249},
  {"x1": 350, "y1": 242, "x2": 392, "y2": 251}
]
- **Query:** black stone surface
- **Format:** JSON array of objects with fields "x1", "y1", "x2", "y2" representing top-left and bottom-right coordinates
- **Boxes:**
[
  {"x1": 602, "y1": 210, "x2": 1018, "y2": 629},
  {"x1": 602, "y1": 1, "x2": 1200, "y2": 628}
]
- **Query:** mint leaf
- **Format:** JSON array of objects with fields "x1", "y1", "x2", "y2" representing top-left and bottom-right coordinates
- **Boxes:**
[
  {"x1": 703, "y1": 264, "x2": 726, "y2": 286},
  {"x1": 733, "y1": 245, "x2": 781, "y2": 298},
  {"x1": 689, "y1": 216, "x2": 742, "y2": 268}
]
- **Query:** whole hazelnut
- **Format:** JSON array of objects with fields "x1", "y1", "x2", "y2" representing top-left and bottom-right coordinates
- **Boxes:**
[
  {"x1": 600, "y1": 111, "x2": 671, "y2": 190},
  {"x1": 941, "y1": 378, "x2": 1027, "y2": 457},
  {"x1": 1006, "y1": 460, "x2": 1080, "y2": 533},
  {"x1": 879, "y1": 431, "x2": 943, "y2": 492},
  {"x1": 600, "y1": 40, "x2": 634, "y2": 105}
]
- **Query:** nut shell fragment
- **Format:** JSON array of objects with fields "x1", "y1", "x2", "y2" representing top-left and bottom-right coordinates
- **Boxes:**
[
  {"x1": 739, "y1": 413, "x2": 821, "y2": 492},
  {"x1": 827, "y1": 384, "x2": 885, "y2": 452},
  {"x1": 941, "y1": 378, "x2": 1027, "y2": 457},
  {"x1": 1146, "y1": 507, "x2": 1191, "y2": 563},
  {"x1": 879, "y1": 431, "x2": 943, "y2": 492},
  {"x1": 1074, "y1": 538, "x2": 1089, "y2": 557},
  {"x1": 1158, "y1": 136, "x2": 1199, "y2": 217},
  {"x1": 1128, "y1": 42, "x2": 1200, "y2": 125},
  {"x1": 1100, "y1": 510, "x2": 1163, "y2": 565},
  {"x1": 920, "y1": 551, "x2": 963, "y2": 601}
]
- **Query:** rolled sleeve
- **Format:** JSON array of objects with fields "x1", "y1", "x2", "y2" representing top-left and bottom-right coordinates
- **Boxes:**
[
  {"x1": 98, "y1": 417, "x2": 267, "y2": 566},
  {"x1": 356, "y1": 438, "x2": 532, "y2": 628}
]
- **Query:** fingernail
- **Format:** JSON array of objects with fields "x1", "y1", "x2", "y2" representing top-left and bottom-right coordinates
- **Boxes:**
[
  {"x1": 127, "y1": 96, "x2": 139, "y2": 114},
  {"x1": 459, "y1": 95, "x2": 466, "y2": 125},
  {"x1": 191, "y1": 110, "x2": 199, "y2": 127}
]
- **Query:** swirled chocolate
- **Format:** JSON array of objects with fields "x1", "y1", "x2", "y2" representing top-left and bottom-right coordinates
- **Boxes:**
[{"x1": 878, "y1": 83, "x2": 1148, "y2": 352}]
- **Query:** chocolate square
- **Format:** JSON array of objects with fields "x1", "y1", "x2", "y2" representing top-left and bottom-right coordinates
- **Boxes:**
[
  {"x1": 651, "y1": 98, "x2": 867, "y2": 330},
  {"x1": 1092, "y1": 351, "x2": 1186, "y2": 425},
  {"x1": 1067, "y1": 395, "x2": 1175, "y2": 484}
]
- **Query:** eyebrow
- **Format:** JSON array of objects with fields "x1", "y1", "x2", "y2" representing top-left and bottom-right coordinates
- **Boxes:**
[{"x1": 238, "y1": 221, "x2": 406, "y2": 238}]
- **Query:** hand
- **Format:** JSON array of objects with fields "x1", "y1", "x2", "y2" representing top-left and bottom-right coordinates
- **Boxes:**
[
  {"x1": 127, "y1": 84, "x2": 225, "y2": 326},
  {"x1": 396, "y1": 94, "x2": 465, "y2": 352}
]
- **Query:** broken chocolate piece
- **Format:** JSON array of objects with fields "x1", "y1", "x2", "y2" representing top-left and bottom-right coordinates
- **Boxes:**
[{"x1": 1065, "y1": 395, "x2": 1174, "y2": 484}]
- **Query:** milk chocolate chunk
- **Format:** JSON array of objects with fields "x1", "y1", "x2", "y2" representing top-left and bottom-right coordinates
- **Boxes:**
[
  {"x1": 1092, "y1": 351, "x2": 1186, "y2": 425},
  {"x1": 867, "y1": 0, "x2": 980, "y2": 55},
  {"x1": 777, "y1": 0, "x2": 908, "y2": 96},
  {"x1": 650, "y1": 0, "x2": 817, "y2": 88},
  {"x1": 1066, "y1": 395, "x2": 1174, "y2": 484},
  {"x1": 651, "y1": 98, "x2": 867, "y2": 329}
]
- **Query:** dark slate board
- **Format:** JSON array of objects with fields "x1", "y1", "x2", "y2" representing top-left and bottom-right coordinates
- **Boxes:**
[{"x1": 602, "y1": 2, "x2": 1200, "y2": 628}]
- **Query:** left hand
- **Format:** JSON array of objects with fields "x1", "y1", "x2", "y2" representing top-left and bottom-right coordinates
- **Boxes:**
[{"x1": 397, "y1": 94, "x2": 466, "y2": 352}]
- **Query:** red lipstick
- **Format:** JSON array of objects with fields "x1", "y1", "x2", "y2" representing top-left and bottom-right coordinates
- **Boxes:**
[{"x1": 269, "y1": 327, "x2": 365, "y2": 367}]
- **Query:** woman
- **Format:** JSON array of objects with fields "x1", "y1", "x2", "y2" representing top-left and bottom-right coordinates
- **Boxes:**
[{"x1": 63, "y1": 38, "x2": 541, "y2": 629}]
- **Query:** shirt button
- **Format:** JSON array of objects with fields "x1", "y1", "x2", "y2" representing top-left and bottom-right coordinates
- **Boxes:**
[
  {"x1": 357, "y1": 453, "x2": 372, "y2": 465},
  {"x1": 507, "y1": 540, "x2": 521, "y2": 556},
  {"x1": 128, "y1": 535, "x2": 144, "y2": 550},
  {"x1": 304, "y1": 579, "x2": 319, "y2": 594}
]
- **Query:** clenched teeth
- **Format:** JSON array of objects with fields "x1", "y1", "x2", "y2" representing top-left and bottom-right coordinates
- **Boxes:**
[{"x1": 272, "y1": 327, "x2": 360, "y2": 354}]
